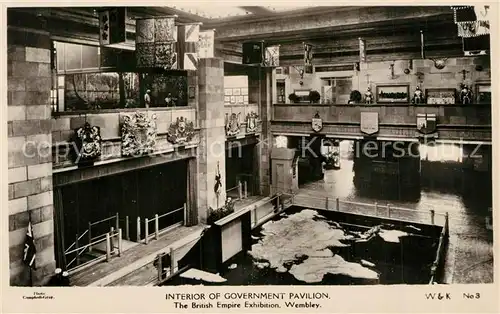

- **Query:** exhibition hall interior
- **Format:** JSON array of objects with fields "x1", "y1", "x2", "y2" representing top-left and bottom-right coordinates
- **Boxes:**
[{"x1": 6, "y1": 5, "x2": 493, "y2": 287}]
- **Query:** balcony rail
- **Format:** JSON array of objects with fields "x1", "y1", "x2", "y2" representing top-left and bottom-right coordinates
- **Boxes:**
[{"x1": 142, "y1": 204, "x2": 187, "y2": 245}]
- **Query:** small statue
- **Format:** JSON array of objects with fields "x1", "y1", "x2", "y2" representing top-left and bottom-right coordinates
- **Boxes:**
[
  {"x1": 412, "y1": 86, "x2": 425, "y2": 104},
  {"x1": 364, "y1": 87, "x2": 374, "y2": 104},
  {"x1": 144, "y1": 89, "x2": 151, "y2": 108},
  {"x1": 460, "y1": 84, "x2": 473, "y2": 105}
]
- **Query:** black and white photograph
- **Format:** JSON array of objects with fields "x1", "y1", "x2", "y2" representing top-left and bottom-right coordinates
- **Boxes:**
[{"x1": 2, "y1": 2, "x2": 498, "y2": 313}]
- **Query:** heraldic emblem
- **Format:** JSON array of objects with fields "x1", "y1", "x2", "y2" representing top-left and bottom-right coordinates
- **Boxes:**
[
  {"x1": 311, "y1": 111, "x2": 323, "y2": 132},
  {"x1": 167, "y1": 116, "x2": 195, "y2": 145},
  {"x1": 225, "y1": 112, "x2": 241, "y2": 136},
  {"x1": 416, "y1": 113, "x2": 437, "y2": 135},
  {"x1": 73, "y1": 122, "x2": 102, "y2": 164},
  {"x1": 246, "y1": 111, "x2": 259, "y2": 133},
  {"x1": 121, "y1": 112, "x2": 157, "y2": 157}
]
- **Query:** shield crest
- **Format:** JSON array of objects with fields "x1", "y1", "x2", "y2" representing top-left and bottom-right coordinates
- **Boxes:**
[
  {"x1": 417, "y1": 113, "x2": 437, "y2": 134},
  {"x1": 311, "y1": 112, "x2": 323, "y2": 132},
  {"x1": 74, "y1": 122, "x2": 102, "y2": 163},
  {"x1": 226, "y1": 112, "x2": 241, "y2": 136},
  {"x1": 246, "y1": 112, "x2": 259, "y2": 133},
  {"x1": 360, "y1": 112, "x2": 379, "y2": 135}
]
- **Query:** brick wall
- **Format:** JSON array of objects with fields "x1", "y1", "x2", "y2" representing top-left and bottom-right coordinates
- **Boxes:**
[
  {"x1": 197, "y1": 58, "x2": 226, "y2": 223},
  {"x1": 7, "y1": 27, "x2": 56, "y2": 286}
]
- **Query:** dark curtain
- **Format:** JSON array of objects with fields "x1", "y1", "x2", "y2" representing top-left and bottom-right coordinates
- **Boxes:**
[{"x1": 53, "y1": 188, "x2": 67, "y2": 270}]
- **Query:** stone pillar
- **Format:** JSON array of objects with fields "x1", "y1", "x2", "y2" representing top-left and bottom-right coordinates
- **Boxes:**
[
  {"x1": 249, "y1": 67, "x2": 272, "y2": 195},
  {"x1": 197, "y1": 58, "x2": 226, "y2": 223},
  {"x1": 7, "y1": 27, "x2": 55, "y2": 286},
  {"x1": 271, "y1": 148, "x2": 299, "y2": 194}
]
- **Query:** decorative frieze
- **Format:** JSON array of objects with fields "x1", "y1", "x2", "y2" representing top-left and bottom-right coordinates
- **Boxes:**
[
  {"x1": 167, "y1": 116, "x2": 195, "y2": 145},
  {"x1": 225, "y1": 112, "x2": 241, "y2": 136},
  {"x1": 73, "y1": 122, "x2": 102, "y2": 164},
  {"x1": 121, "y1": 112, "x2": 157, "y2": 157},
  {"x1": 245, "y1": 111, "x2": 259, "y2": 133}
]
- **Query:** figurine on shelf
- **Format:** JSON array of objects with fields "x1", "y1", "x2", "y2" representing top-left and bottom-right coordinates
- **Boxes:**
[
  {"x1": 460, "y1": 84, "x2": 473, "y2": 105},
  {"x1": 165, "y1": 93, "x2": 177, "y2": 107},
  {"x1": 412, "y1": 86, "x2": 425, "y2": 104},
  {"x1": 144, "y1": 89, "x2": 151, "y2": 108},
  {"x1": 364, "y1": 87, "x2": 374, "y2": 104}
]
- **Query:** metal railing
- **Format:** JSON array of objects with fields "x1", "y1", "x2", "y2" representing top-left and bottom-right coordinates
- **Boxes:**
[
  {"x1": 291, "y1": 194, "x2": 448, "y2": 227},
  {"x1": 143, "y1": 204, "x2": 187, "y2": 245},
  {"x1": 66, "y1": 228, "x2": 123, "y2": 271},
  {"x1": 225, "y1": 180, "x2": 248, "y2": 201},
  {"x1": 65, "y1": 213, "x2": 120, "y2": 270},
  {"x1": 429, "y1": 213, "x2": 450, "y2": 284}
]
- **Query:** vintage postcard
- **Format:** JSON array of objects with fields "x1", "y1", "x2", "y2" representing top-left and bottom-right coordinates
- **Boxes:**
[{"x1": 1, "y1": 1, "x2": 499, "y2": 313}]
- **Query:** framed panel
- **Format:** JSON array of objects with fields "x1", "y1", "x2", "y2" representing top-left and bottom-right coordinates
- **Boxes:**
[
  {"x1": 476, "y1": 83, "x2": 491, "y2": 104},
  {"x1": 224, "y1": 96, "x2": 230, "y2": 103},
  {"x1": 243, "y1": 95, "x2": 249, "y2": 103},
  {"x1": 233, "y1": 88, "x2": 241, "y2": 96},
  {"x1": 230, "y1": 96, "x2": 236, "y2": 104},
  {"x1": 426, "y1": 88, "x2": 456, "y2": 105},
  {"x1": 225, "y1": 89, "x2": 233, "y2": 96},
  {"x1": 241, "y1": 87, "x2": 248, "y2": 96},
  {"x1": 375, "y1": 84, "x2": 409, "y2": 103},
  {"x1": 237, "y1": 96, "x2": 244, "y2": 104}
]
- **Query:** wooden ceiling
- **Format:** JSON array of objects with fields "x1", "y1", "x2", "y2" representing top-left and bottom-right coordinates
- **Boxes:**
[{"x1": 7, "y1": 6, "x2": 462, "y2": 63}]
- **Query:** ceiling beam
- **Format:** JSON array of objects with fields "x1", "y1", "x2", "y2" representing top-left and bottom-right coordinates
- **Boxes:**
[{"x1": 214, "y1": 6, "x2": 454, "y2": 42}]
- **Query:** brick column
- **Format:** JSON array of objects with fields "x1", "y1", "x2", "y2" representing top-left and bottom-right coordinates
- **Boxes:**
[
  {"x1": 249, "y1": 67, "x2": 272, "y2": 196},
  {"x1": 7, "y1": 27, "x2": 55, "y2": 286},
  {"x1": 197, "y1": 58, "x2": 226, "y2": 223}
]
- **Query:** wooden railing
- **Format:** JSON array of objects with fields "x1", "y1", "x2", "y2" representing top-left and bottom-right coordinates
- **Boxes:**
[
  {"x1": 226, "y1": 180, "x2": 248, "y2": 201},
  {"x1": 66, "y1": 213, "x2": 120, "y2": 270},
  {"x1": 142, "y1": 204, "x2": 187, "y2": 245}
]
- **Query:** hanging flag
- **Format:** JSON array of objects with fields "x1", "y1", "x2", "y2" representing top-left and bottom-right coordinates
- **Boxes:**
[
  {"x1": 263, "y1": 45, "x2": 280, "y2": 67},
  {"x1": 242, "y1": 42, "x2": 264, "y2": 65},
  {"x1": 304, "y1": 43, "x2": 313, "y2": 73},
  {"x1": 135, "y1": 16, "x2": 177, "y2": 69},
  {"x1": 457, "y1": 21, "x2": 490, "y2": 37},
  {"x1": 98, "y1": 8, "x2": 127, "y2": 46},
  {"x1": 23, "y1": 221, "x2": 36, "y2": 269},
  {"x1": 198, "y1": 30, "x2": 215, "y2": 59},
  {"x1": 359, "y1": 38, "x2": 366, "y2": 63},
  {"x1": 177, "y1": 23, "x2": 201, "y2": 70}
]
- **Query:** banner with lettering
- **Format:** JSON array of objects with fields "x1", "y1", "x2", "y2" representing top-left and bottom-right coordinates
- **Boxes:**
[
  {"x1": 304, "y1": 43, "x2": 313, "y2": 74},
  {"x1": 177, "y1": 23, "x2": 201, "y2": 70},
  {"x1": 263, "y1": 45, "x2": 280, "y2": 67},
  {"x1": 135, "y1": 16, "x2": 177, "y2": 69},
  {"x1": 198, "y1": 30, "x2": 215, "y2": 59},
  {"x1": 99, "y1": 8, "x2": 126, "y2": 46}
]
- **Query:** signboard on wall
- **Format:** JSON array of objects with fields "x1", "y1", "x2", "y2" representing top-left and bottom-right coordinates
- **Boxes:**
[
  {"x1": 99, "y1": 8, "x2": 127, "y2": 46},
  {"x1": 360, "y1": 112, "x2": 379, "y2": 135}
]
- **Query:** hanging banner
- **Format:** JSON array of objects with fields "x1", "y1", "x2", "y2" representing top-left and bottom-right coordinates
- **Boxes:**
[
  {"x1": 453, "y1": 6, "x2": 476, "y2": 23},
  {"x1": 457, "y1": 21, "x2": 490, "y2": 37},
  {"x1": 135, "y1": 16, "x2": 177, "y2": 69},
  {"x1": 242, "y1": 42, "x2": 264, "y2": 65},
  {"x1": 359, "y1": 38, "x2": 366, "y2": 63},
  {"x1": 99, "y1": 8, "x2": 126, "y2": 46},
  {"x1": 198, "y1": 30, "x2": 215, "y2": 59},
  {"x1": 263, "y1": 45, "x2": 280, "y2": 67},
  {"x1": 304, "y1": 43, "x2": 313, "y2": 73},
  {"x1": 177, "y1": 23, "x2": 201, "y2": 70}
]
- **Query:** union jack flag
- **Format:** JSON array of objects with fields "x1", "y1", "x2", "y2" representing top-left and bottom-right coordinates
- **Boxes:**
[{"x1": 23, "y1": 221, "x2": 36, "y2": 269}]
